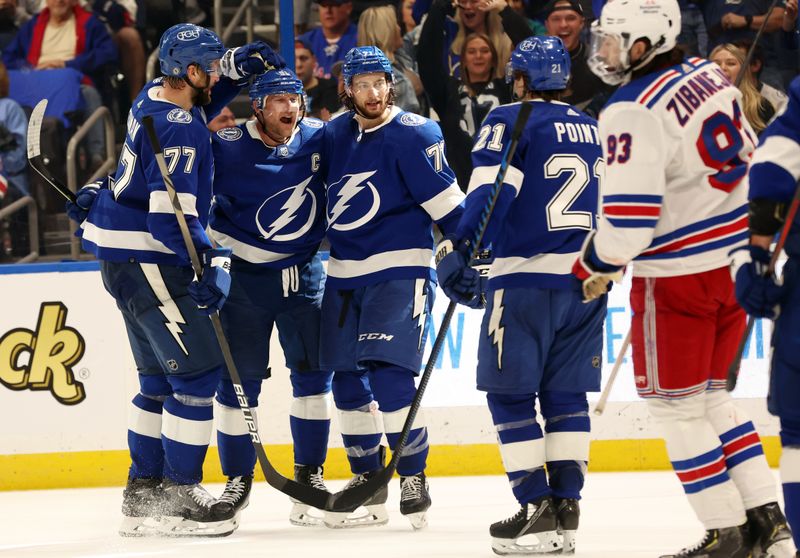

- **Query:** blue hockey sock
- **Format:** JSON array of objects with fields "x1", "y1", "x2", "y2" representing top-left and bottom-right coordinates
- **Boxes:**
[
  {"x1": 780, "y1": 418, "x2": 800, "y2": 548},
  {"x1": 128, "y1": 393, "x2": 166, "y2": 479},
  {"x1": 540, "y1": 391, "x2": 590, "y2": 500},
  {"x1": 216, "y1": 378, "x2": 262, "y2": 478},
  {"x1": 333, "y1": 370, "x2": 383, "y2": 474},
  {"x1": 290, "y1": 370, "x2": 333, "y2": 466}
]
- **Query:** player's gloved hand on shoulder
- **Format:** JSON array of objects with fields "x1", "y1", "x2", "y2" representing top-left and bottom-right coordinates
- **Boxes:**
[
  {"x1": 572, "y1": 232, "x2": 624, "y2": 303},
  {"x1": 65, "y1": 180, "x2": 102, "y2": 224},
  {"x1": 732, "y1": 245, "x2": 785, "y2": 319},
  {"x1": 436, "y1": 236, "x2": 482, "y2": 308},
  {"x1": 220, "y1": 41, "x2": 284, "y2": 81},
  {"x1": 188, "y1": 247, "x2": 232, "y2": 315}
]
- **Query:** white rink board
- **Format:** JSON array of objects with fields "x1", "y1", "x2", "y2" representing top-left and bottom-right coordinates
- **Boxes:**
[{"x1": 0, "y1": 263, "x2": 778, "y2": 456}]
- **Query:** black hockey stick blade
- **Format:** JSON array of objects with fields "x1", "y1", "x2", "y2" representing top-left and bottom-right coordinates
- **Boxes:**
[
  {"x1": 140, "y1": 114, "x2": 332, "y2": 510},
  {"x1": 326, "y1": 101, "x2": 535, "y2": 513},
  {"x1": 27, "y1": 99, "x2": 75, "y2": 203}
]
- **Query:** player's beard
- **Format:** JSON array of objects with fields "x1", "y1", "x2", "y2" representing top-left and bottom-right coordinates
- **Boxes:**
[
  {"x1": 187, "y1": 73, "x2": 213, "y2": 106},
  {"x1": 353, "y1": 92, "x2": 389, "y2": 120}
]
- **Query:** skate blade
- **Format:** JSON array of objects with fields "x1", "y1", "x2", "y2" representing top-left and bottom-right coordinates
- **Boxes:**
[
  {"x1": 323, "y1": 504, "x2": 389, "y2": 529},
  {"x1": 119, "y1": 516, "x2": 163, "y2": 537},
  {"x1": 763, "y1": 538, "x2": 797, "y2": 558},
  {"x1": 289, "y1": 503, "x2": 326, "y2": 527},
  {"x1": 560, "y1": 530, "x2": 576, "y2": 555},
  {"x1": 491, "y1": 530, "x2": 562, "y2": 555},
  {"x1": 156, "y1": 515, "x2": 238, "y2": 537},
  {"x1": 403, "y1": 511, "x2": 428, "y2": 530}
]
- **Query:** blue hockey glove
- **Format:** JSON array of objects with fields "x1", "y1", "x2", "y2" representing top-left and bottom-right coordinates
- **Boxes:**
[
  {"x1": 733, "y1": 245, "x2": 785, "y2": 319},
  {"x1": 470, "y1": 248, "x2": 493, "y2": 310},
  {"x1": 572, "y1": 232, "x2": 623, "y2": 302},
  {"x1": 188, "y1": 248, "x2": 232, "y2": 315},
  {"x1": 220, "y1": 41, "x2": 284, "y2": 81},
  {"x1": 435, "y1": 237, "x2": 482, "y2": 308},
  {"x1": 65, "y1": 180, "x2": 102, "y2": 224}
]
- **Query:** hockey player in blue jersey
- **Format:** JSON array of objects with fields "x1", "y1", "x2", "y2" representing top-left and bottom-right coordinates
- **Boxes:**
[
  {"x1": 734, "y1": 77, "x2": 800, "y2": 557},
  {"x1": 436, "y1": 36, "x2": 605, "y2": 555},
  {"x1": 64, "y1": 23, "x2": 283, "y2": 537},
  {"x1": 207, "y1": 67, "x2": 333, "y2": 528},
  {"x1": 319, "y1": 45, "x2": 465, "y2": 529}
]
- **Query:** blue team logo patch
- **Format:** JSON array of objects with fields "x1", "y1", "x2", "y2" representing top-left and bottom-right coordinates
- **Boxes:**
[
  {"x1": 302, "y1": 117, "x2": 324, "y2": 129},
  {"x1": 277, "y1": 145, "x2": 290, "y2": 157},
  {"x1": 327, "y1": 171, "x2": 381, "y2": 231},
  {"x1": 167, "y1": 108, "x2": 192, "y2": 124},
  {"x1": 216, "y1": 127, "x2": 242, "y2": 141},
  {"x1": 399, "y1": 113, "x2": 426, "y2": 127},
  {"x1": 255, "y1": 177, "x2": 318, "y2": 241}
]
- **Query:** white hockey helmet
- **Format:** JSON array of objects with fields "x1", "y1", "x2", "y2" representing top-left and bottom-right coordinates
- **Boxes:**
[{"x1": 588, "y1": 0, "x2": 681, "y2": 85}]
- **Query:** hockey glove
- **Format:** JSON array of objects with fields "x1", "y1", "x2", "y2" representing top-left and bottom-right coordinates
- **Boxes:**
[
  {"x1": 188, "y1": 247, "x2": 232, "y2": 315},
  {"x1": 435, "y1": 236, "x2": 482, "y2": 308},
  {"x1": 732, "y1": 245, "x2": 785, "y2": 320},
  {"x1": 471, "y1": 248, "x2": 493, "y2": 310},
  {"x1": 220, "y1": 41, "x2": 284, "y2": 81},
  {"x1": 65, "y1": 180, "x2": 102, "y2": 224},
  {"x1": 572, "y1": 232, "x2": 623, "y2": 303}
]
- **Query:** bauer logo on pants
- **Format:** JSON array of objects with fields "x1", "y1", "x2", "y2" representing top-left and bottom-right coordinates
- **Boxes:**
[{"x1": 0, "y1": 302, "x2": 87, "y2": 405}]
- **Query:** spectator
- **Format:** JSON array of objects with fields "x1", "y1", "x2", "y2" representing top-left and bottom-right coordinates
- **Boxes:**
[
  {"x1": 399, "y1": 0, "x2": 416, "y2": 34},
  {"x1": 509, "y1": 0, "x2": 546, "y2": 34},
  {"x1": 297, "y1": 0, "x2": 358, "y2": 78},
  {"x1": 358, "y1": 4, "x2": 421, "y2": 112},
  {"x1": 0, "y1": 0, "x2": 20, "y2": 50},
  {"x1": 91, "y1": 0, "x2": 145, "y2": 102},
  {"x1": 677, "y1": 0, "x2": 708, "y2": 56},
  {"x1": 207, "y1": 105, "x2": 236, "y2": 132},
  {"x1": 329, "y1": 59, "x2": 348, "y2": 117},
  {"x1": 0, "y1": 61, "x2": 28, "y2": 198},
  {"x1": 3, "y1": 0, "x2": 117, "y2": 169},
  {"x1": 710, "y1": 43, "x2": 775, "y2": 134},
  {"x1": 735, "y1": 39, "x2": 789, "y2": 115},
  {"x1": 543, "y1": 0, "x2": 612, "y2": 112},
  {"x1": 295, "y1": 37, "x2": 341, "y2": 119}
]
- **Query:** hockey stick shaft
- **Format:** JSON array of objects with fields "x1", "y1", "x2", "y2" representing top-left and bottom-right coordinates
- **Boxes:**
[
  {"x1": 140, "y1": 116, "x2": 331, "y2": 509},
  {"x1": 27, "y1": 99, "x2": 75, "y2": 202},
  {"x1": 593, "y1": 329, "x2": 631, "y2": 416},
  {"x1": 326, "y1": 101, "x2": 534, "y2": 512},
  {"x1": 726, "y1": 179, "x2": 800, "y2": 391}
]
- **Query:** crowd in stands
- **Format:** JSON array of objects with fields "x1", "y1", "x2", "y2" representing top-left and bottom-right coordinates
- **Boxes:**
[{"x1": 2, "y1": 0, "x2": 800, "y2": 260}]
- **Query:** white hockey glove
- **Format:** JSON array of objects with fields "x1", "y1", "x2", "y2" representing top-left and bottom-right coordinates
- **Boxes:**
[{"x1": 572, "y1": 232, "x2": 624, "y2": 302}]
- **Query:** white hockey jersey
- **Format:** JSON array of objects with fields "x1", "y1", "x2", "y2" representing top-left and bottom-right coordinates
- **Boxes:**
[{"x1": 594, "y1": 57, "x2": 755, "y2": 277}]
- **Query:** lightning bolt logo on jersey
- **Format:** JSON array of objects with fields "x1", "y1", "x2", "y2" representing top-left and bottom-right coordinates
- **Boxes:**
[
  {"x1": 209, "y1": 118, "x2": 327, "y2": 268},
  {"x1": 322, "y1": 106, "x2": 466, "y2": 289}
]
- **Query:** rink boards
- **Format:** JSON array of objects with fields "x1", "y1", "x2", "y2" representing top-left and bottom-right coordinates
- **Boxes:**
[{"x1": 0, "y1": 261, "x2": 781, "y2": 490}]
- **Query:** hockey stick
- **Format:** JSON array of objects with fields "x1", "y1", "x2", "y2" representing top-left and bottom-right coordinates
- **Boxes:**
[
  {"x1": 726, "y1": 180, "x2": 800, "y2": 391},
  {"x1": 323, "y1": 101, "x2": 535, "y2": 512},
  {"x1": 140, "y1": 115, "x2": 333, "y2": 510},
  {"x1": 593, "y1": 329, "x2": 631, "y2": 416},
  {"x1": 26, "y1": 99, "x2": 75, "y2": 203}
]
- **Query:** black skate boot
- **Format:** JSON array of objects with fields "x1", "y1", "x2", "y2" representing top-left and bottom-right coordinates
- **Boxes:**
[
  {"x1": 159, "y1": 480, "x2": 236, "y2": 537},
  {"x1": 119, "y1": 477, "x2": 164, "y2": 537},
  {"x1": 746, "y1": 502, "x2": 795, "y2": 557},
  {"x1": 490, "y1": 495, "x2": 561, "y2": 555},
  {"x1": 324, "y1": 447, "x2": 389, "y2": 529},
  {"x1": 659, "y1": 525, "x2": 752, "y2": 557},
  {"x1": 556, "y1": 498, "x2": 580, "y2": 555},
  {"x1": 400, "y1": 472, "x2": 432, "y2": 530},
  {"x1": 214, "y1": 475, "x2": 251, "y2": 532},
  {"x1": 290, "y1": 465, "x2": 327, "y2": 527}
]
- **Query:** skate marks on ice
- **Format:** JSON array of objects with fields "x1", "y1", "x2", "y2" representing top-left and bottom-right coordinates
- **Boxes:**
[{"x1": 0, "y1": 472, "x2": 783, "y2": 557}]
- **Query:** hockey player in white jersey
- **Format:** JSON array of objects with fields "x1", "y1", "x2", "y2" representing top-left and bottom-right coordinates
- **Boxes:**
[
  {"x1": 319, "y1": 46, "x2": 465, "y2": 529},
  {"x1": 436, "y1": 36, "x2": 605, "y2": 555},
  {"x1": 65, "y1": 24, "x2": 282, "y2": 537},
  {"x1": 208, "y1": 68, "x2": 332, "y2": 528},
  {"x1": 572, "y1": 0, "x2": 793, "y2": 555}
]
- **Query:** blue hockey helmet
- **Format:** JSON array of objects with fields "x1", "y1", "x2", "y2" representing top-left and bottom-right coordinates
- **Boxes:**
[
  {"x1": 249, "y1": 68, "x2": 304, "y2": 109},
  {"x1": 341, "y1": 46, "x2": 394, "y2": 87},
  {"x1": 506, "y1": 36, "x2": 571, "y2": 91},
  {"x1": 159, "y1": 24, "x2": 225, "y2": 78}
]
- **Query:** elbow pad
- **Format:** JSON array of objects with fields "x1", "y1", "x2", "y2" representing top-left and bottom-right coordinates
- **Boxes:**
[{"x1": 748, "y1": 198, "x2": 787, "y2": 236}]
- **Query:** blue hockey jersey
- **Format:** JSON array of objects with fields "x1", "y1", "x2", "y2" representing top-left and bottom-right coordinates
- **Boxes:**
[
  {"x1": 208, "y1": 118, "x2": 327, "y2": 268},
  {"x1": 323, "y1": 106, "x2": 465, "y2": 289},
  {"x1": 456, "y1": 100, "x2": 602, "y2": 291},
  {"x1": 80, "y1": 78, "x2": 239, "y2": 266}
]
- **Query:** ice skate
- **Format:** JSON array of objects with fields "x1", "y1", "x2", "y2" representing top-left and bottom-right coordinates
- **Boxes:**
[
  {"x1": 215, "y1": 475, "x2": 251, "y2": 532},
  {"x1": 290, "y1": 465, "x2": 327, "y2": 527},
  {"x1": 659, "y1": 525, "x2": 752, "y2": 557},
  {"x1": 490, "y1": 495, "x2": 561, "y2": 555},
  {"x1": 556, "y1": 498, "x2": 579, "y2": 555},
  {"x1": 323, "y1": 470, "x2": 389, "y2": 529},
  {"x1": 746, "y1": 502, "x2": 795, "y2": 557},
  {"x1": 400, "y1": 472, "x2": 431, "y2": 530},
  {"x1": 158, "y1": 480, "x2": 236, "y2": 537},
  {"x1": 119, "y1": 477, "x2": 164, "y2": 537}
]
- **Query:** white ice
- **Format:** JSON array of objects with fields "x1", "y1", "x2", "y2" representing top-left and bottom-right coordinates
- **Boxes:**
[{"x1": 0, "y1": 471, "x2": 784, "y2": 558}]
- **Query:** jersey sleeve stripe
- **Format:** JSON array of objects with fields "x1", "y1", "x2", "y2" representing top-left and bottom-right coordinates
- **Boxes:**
[
  {"x1": 647, "y1": 204, "x2": 747, "y2": 247},
  {"x1": 420, "y1": 181, "x2": 466, "y2": 221},
  {"x1": 637, "y1": 70, "x2": 681, "y2": 105},
  {"x1": 606, "y1": 217, "x2": 660, "y2": 228},
  {"x1": 467, "y1": 164, "x2": 524, "y2": 196},
  {"x1": 149, "y1": 190, "x2": 199, "y2": 217},
  {"x1": 327, "y1": 247, "x2": 432, "y2": 279},
  {"x1": 603, "y1": 204, "x2": 662, "y2": 217},
  {"x1": 750, "y1": 135, "x2": 800, "y2": 180},
  {"x1": 603, "y1": 194, "x2": 664, "y2": 204},
  {"x1": 642, "y1": 215, "x2": 747, "y2": 256}
]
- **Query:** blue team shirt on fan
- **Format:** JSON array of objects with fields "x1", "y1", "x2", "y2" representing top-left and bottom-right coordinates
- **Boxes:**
[{"x1": 208, "y1": 118, "x2": 327, "y2": 268}]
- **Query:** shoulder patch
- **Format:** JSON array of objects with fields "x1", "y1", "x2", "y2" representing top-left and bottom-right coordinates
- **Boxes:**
[
  {"x1": 167, "y1": 108, "x2": 193, "y2": 124},
  {"x1": 302, "y1": 117, "x2": 324, "y2": 129},
  {"x1": 399, "y1": 113, "x2": 426, "y2": 127},
  {"x1": 216, "y1": 127, "x2": 243, "y2": 141}
]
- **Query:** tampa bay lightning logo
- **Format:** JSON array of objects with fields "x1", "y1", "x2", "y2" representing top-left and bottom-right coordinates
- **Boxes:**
[
  {"x1": 255, "y1": 176, "x2": 317, "y2": 241},
  {"x1": 400, "y1": 113, "x2": 426, "y2": 127},
  {"x1": 167, "y1": 108, "x2": 192, "y2": 124},
  {"x1": 216, "y1": 127, "x2": 242, "y2": 141},
  {"x1": 327, "y1": 171, "x2": 381, "y2": 231}
]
